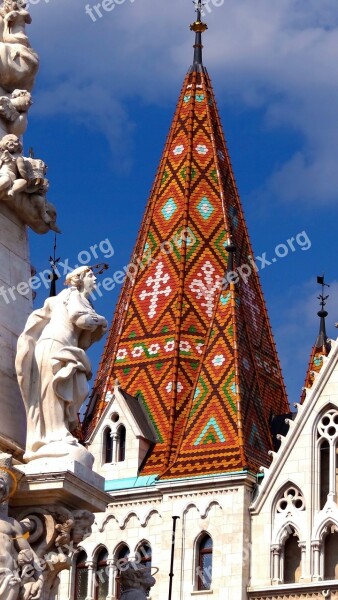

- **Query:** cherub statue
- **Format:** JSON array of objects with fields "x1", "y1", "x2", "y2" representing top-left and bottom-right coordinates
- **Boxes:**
[
  {"x1": 120, "y1": 563, "x2": 156, "y2": 600},
  {"x1": 55, "y1": 519, "x2": 74, "y2": 550},
  {"x1": 0, "y1": 0, "x2": 32, "y2": 48},
  {"x1": 0, "y1": 133, "x2": 27, "y2": 196},
  {"x1": 0, "y1": 89, "x2": 32, "y2": 138}
]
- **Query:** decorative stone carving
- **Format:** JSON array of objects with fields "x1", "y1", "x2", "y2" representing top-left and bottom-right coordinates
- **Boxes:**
[
  {"x1": 15, "y1": 267, "x2": 108, "y2": 467},
  {"x1": 0, "y1": 1, "x2": 58, "y2": 234},
  {"x1": 15, "y1": 504, "x2": 95, "y2": 600},
  {"x1": 0, "y1": 0, "x2": 39, "y2": 93},
  {"x1": 0, "y1": 134, "x2": 59, "y2": 233},
  {"x1": 0, "y1": 453, "x2": 43, "y2": 600},
  {"x1": 0, "y1": 89, "x2": 32, "y2": 138},
  {"x1": 120, "y1": 562, "x2": 157, "y2": 600}
]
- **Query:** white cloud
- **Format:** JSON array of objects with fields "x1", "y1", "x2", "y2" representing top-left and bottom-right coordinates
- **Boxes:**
[{"x1": 26, "y1": 0, "x2": 337, "y2": 198}]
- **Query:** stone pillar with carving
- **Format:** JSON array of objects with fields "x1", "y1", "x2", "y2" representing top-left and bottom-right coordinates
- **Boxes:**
[{"x1": 0, "y1": 0, "x2": 60, "y2": 458}]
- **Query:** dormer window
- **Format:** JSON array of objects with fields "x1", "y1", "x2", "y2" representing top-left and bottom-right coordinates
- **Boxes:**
[
  {"x1": 103, "y1": 427, "x2": 113, "y2": 464},
  {"x1": 117, "y1": 425, "x2": 126, "y2": 462}
]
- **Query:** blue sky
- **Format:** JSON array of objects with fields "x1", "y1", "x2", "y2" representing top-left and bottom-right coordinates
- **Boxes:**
[{"x1": 25, "y1": 0, "x2": 338, "y2": 409}]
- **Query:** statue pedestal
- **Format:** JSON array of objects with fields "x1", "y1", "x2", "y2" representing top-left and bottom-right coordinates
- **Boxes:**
[
  {"x1": 8, "y1": 461, "x2": 111, "y2": 600},
  {"x1": 12, "y1": 459, "x2": 110, "y2": 512},
  {"x1": 0, "y1": 204, "x2": 31, "y2": 457}
]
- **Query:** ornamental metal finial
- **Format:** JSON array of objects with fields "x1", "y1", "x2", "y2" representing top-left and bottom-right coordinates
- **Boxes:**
[{"x1": 190, "y1": 0, "x2": 208, "y2": 69}]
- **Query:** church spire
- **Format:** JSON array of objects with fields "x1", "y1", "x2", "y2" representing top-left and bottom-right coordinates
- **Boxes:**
[
  {"x1": 315, "y1": 275, "x2": 330, "y2": 354},
  {"x1": 190, "y1": 0, "x2": 208, "y2": 71},
  {"x1": 83, "y1": 9, "x2": 289, "y2": 478},
  {"x1": 301, "y1": 276, "x2": 331, "y2": 403}
]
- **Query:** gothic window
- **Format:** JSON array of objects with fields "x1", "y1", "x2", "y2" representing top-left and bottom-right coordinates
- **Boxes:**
[
  {"x1": 317, "y1": 408, "x2": 338, "y2": 509},
  {"x1": 94, "y1": 547, "x2": 109, "y2": 600},
  {"x1": 196, "y1": 533, "x2": 212, "y2": 591},
  {"x1": 276, "y1": 486, "x2": 305, "y2": 514},
  {"x1": 136, "y1": 541, "x2": 152, "y2": 568},
  {"x1": 103, "y1": 427, "x2": 113, "y2": 464},
  {"x1": 324, "y1": 526, "x2": 338, "y2": 580},
  {"x1": 117, "y1": 425, "x2": 126, "y2": 462},
  {"x1": 74, "y1": 550, "x2": 88, "y2": 600},
  {"x1": 283, "y1": 528, "x2": 301, "y2": 584},
  {"x1": 115, "y1": 544, "x2": 130, "y2": 600},
  {"x1": 320, "y1": 440, "x2": 330, "y2": 509}
]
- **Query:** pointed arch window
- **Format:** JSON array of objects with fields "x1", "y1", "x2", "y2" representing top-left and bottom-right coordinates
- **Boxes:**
[
  {"x1": 196, "y1": 533, "x2": 212, "y2": 591},
  {"x1": 74, "y1": 550, "x2": 88, "y2": 600},
  {"x1": 117, "y1": 425, "x2": 126, "y2": 462},
  {"x1": 103, "y1": 427, "x2": 113, "y2": 464},
  {"x1": 283, "y1": 528, "x2": 301, "y2": 584},
  {"x1": 115, "y1": 544, "x2": 130, "y2": 600},
  {"x1": 94, "y1": 547, "x2": 109, "y2": 600},
  {"x1": 324, "y1": 526, "x2": 338, "y2": 580},
  {"x1": 136, "y1": 541, "x2": 152, "y2": 568},
  {"x1": 317, "y1": 408, "x2": 338, "y2": 509}
]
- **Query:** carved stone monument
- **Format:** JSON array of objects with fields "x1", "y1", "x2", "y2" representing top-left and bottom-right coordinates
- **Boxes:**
[
  {"x1": 0, "y1": 0, "x2": 60, "y2": 457},
  {"x1": 16, "y1": 266, "x2": 107, "y2": 467},
  {"x1": 0, "y1": 6, "x2": 111, "y2": 600}
]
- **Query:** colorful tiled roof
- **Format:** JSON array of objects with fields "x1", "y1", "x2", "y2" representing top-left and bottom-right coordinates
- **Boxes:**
[{"x1": 83, "y1": 12, "x2": 289, "y2": 478}]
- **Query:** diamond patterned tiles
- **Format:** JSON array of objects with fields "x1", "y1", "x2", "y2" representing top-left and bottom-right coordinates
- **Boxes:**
[
  {"x1": 83, "y1": 66, "x2": 289, "y2": 479},
  {"x1": 197, "y1": 197, "x2": 214, "y2": 220}
]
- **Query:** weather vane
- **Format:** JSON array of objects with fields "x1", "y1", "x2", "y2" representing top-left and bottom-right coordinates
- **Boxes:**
[{"x1": 317, "y1": 274, "x2": 329, "y2": 314}]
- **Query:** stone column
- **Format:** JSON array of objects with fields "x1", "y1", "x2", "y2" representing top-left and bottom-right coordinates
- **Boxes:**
[
  {"x1": 112, "y1": 432, "x2": 119, "y2": 463},
  {"x1": 312, "y1": 541, "x2": 322, "y2": 581},
  {"x1": 85, "y1": 561, "x2": 95, "y2": 600},
  {"x1": 298, "y1": 541, "x2": 306, "y2": 580},
  {"x1": 271, "y1": 545, "x2": 281, "y2": 584},
  {"x1": 106, "y1": 559, "x2": 116, "y2": 600}
]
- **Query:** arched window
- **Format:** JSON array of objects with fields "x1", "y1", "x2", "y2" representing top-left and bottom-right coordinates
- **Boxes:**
[
  {"x1": 320, "y1": 439, "x2": 330, "y2": 509},
  {"x1": 94, "y1": 547, "x2": 108, "y2": 600},
  {"x1": 283, "y1": 528, "x2": 301, "y2": 584},
  {"x1": 196, "y1": 533, "x2": 212, "y2": 591},
  {"x1": 317, "y1": 408, "x2": 338, "y2": 509},
  {"x1": 74, "y1": 550, "x2": 88, "y2": 600},
  {"x1": 117, "y1": 425, "x2": 126, "y2": 462},
  {"x1": 115, "y1": 544, "x2": 130, "y2": 600},
  {"x1": 324, "y1": 527, "x2": 338, "y2": 580},
  {"x1": 103, "y1": 427, "x2": 113, "y2": 464},
  {"x1": 136, "y1": 541, "x2": 152, "y2": 568}
]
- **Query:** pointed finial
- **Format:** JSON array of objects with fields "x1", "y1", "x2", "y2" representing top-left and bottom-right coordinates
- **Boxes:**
[
  {"x1": 190, "y1": 0, "x2": 208, "y2": 70},
  {"x1": 49, "y1": 234, "x2": 60, "y2": 297},
  {"x1": 316, "y1": 274, "x2": 330, "y2": 354}
]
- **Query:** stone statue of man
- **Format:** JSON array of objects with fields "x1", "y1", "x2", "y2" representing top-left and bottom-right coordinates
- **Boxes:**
[
  {"x1": 15, "y1": 266, "x2": 107, "y2": 467},
  {"x1": 120, "y1": 562, "x2": 156, "y2": 600}
]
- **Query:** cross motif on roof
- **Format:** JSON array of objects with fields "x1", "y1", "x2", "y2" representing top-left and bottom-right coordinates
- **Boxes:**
[
  {"x1": 189, "y1": 261, "x2": 222, "y2": 318},
  {"x1": 139, "y1": 261, "x2": 172, "y2": 319}
]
